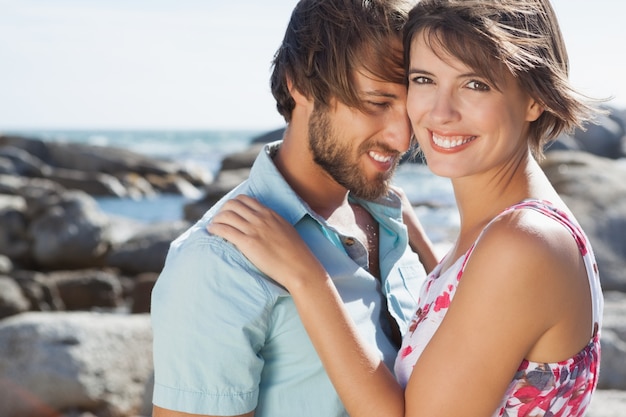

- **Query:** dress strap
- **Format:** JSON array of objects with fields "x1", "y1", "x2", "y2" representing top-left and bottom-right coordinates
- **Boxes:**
[{"x1": 462, "y1": 199, "x2": 603, "y2": 332}]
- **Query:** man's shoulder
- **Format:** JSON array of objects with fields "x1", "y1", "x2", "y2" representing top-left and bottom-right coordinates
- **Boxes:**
[{"x1": 162, "y1": 218, "x2": 287, "y2": 299}]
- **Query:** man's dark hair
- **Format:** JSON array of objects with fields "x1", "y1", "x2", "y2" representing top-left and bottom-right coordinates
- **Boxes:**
[{"x1": 271, "y1": 0, "x2": 411, "y2": 122}]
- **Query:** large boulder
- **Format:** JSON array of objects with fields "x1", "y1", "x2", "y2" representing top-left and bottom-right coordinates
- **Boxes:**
[
  {"x1": 0, "y1": 276, "x2": 30, "y2": 319},
  {"x1": 546, "y1": 106, "x2": 626, "y2": 159},
  {"x1": 540, "y1": 151, "x2": 626, "y2": 291},
  {"x1": 598, "y1": 291, "x2": 626, "y2": 390},
  {"x1": 0, "y1": 194, "x2": 30, "y2": 261},
  {"x1": 50, "y1": 270, "x2": 125, "y2": 311},
  {"x1": 587, "y1": 390, "x2": 626, "y2": 417},
  {"x1": 0, "y1": 135, "x2": 212, "y2": 198},
  {"x1": 28, "y1": 191, "x2": 112, "y2": 270},
  {"x1": 0, "y1": 312, "x2": 153, "y2": 417},
  {"x1": 105, "y1": 220, "x2": 190, "y2": 274},
  {"x1": 184, "y1": 168, "x2": 250, "y2": 221}
]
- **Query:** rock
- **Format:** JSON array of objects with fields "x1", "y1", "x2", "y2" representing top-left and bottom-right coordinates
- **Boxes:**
[
  {"x1": 598, "y1": 291, "x2": 626, "y2": 390},
  {"x1": 144, "y1": 173, "x2": 203, "y2": 198},
  {"x1": 540, "y1": 151, "x2": 626, "y2": 291},
  {"x1": 28, "y1": 191, "x2": 112, "y2": 270},
  {"x1": 51, "y1": 270, "x2": 125, "y2": 311},
  {"x1": 106, "y1": 215, "x2": 148, "y2": 246},
  {"x1": 0, "y1": 254, "x2": 12, "y2": 274},
  {"x1": 573, "y1": 111, "x2": 625, "y2": 159},
  {"x1": 0, "y1": 135, "x2": 177, "y2": 178},
  {"x1": 12, "y1": 271, "x2": 65, "y2": 312},
  {"x1": 0, "y1": 276, "x2": 30, "y2": 319},
  {"x1": 0, "y1": 195, "x2": 30, "y2": 261},
  {"x1": 250, "y1": 127, "x2": 285, "y2": 145},
  {"x1": 105, "y1": 220, "x2": 190, "y2": 274},
  {"x1": 48, "y1": 168, "x2": 130, "y2": 197},
  {"x1": 130, "y1": 273, "x2": 158, "y2": 314},
  {"x1": 547, "y1": 106, "x2": 626, "y2": 159},
  {"x1": 0, "y1": 312, "x2": 153, "y2": 417},
  {"x1": 0, "y1": 145, "x2": 51, "y2": 177},
  {"x1": 586, "y1": 390, "x2": 626, "y2": 417},
  {"x1": 0, "y1": 134, "x2": 212, "y2": 198},
  {"x1": 219, "y1": 143, "x2": 264, "y2": 171},
  {"x1": 183, "y1": 168, "x2": 250, "y2": 222},
  {"x1": 0, "y1": 174, "x2": 67, "y2": 219}
]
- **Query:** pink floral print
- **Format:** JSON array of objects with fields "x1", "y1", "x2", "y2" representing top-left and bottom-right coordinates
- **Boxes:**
[{"x1": 394, "y1": 200, "x2": 603, "y2": 417}]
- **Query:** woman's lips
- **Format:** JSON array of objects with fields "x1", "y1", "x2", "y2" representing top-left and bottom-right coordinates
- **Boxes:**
[{"x1": 431, "y1": 132, "x2": 477, "y2": 150}]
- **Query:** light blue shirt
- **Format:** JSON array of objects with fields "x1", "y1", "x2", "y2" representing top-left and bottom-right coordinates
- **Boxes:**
[{"x1": 151, "y1": 141, "x2": 427, "y2": 416}]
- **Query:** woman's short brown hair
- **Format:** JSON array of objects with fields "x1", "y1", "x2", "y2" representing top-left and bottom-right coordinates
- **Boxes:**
[{"x1": 403, "y1": 0, "x2": 600, "y2": 159}]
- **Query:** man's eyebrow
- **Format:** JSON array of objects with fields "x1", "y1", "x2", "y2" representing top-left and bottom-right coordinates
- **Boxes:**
[{"x1": 361, "y1": 90, "x2": 399, "y2": 99}]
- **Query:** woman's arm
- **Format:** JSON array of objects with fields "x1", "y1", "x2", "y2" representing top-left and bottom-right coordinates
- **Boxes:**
[
  {"x1": 208, "y1": 196, "x2": 589, "y2": 417},
  {"x1": 207, "y1": 195, "x2": 405, "y2": 417}
]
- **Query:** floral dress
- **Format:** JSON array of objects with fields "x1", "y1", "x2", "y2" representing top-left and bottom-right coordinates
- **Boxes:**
[{"x1": 394, "y1": 200, "x2": 603, "y2": 417}]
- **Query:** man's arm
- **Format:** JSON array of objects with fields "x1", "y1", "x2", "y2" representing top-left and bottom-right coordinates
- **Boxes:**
[
  {"x1": 390, "y1": 185, "x2": 439, "y2": 272},
  {"x1": 153, "y1": 405, "x2": 254, "y2": 417},
  {"x1": 151, "y1": 234, "x2": 268, "y2": 416}
]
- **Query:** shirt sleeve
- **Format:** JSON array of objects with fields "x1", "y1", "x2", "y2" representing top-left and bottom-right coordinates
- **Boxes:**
[{"x1": 151, "y1": 228, "x2": 275, "y2": 415}]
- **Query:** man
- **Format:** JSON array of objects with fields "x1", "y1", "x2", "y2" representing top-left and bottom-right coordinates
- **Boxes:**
[{"x1": 151, "y1": 1, "x2": 433, "y2": 416}]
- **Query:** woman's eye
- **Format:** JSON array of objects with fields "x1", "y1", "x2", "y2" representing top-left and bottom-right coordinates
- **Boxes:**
[
  {"x1": 466, "y1": 80, "x2": 490, "y2": 91},
  {"x1": 410, "y1": 76, "x2": 431, "y2": 85}
]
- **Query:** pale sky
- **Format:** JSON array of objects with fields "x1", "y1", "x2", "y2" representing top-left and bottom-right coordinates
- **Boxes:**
[{"x1": 0, "y1": 0, "x2": 624, "y2": 131}]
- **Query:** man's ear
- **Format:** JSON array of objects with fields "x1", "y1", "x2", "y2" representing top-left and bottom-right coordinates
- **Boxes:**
[{"x1": 287, "y1": 78, "x2": 312, "y2": 107}]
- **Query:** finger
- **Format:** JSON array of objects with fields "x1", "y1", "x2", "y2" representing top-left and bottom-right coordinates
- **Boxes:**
[
  {"x1": 206, "y1": 221, "x2": 240, "y2": 241},
  {"x1": 210, "y1": 205, "x2": 275, "y2": 242},
  {"x1": 226, "y1": 196, "x2": 289, "y2": 230}
]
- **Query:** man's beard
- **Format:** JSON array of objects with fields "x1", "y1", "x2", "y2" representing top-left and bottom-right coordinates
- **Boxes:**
[{"x1": 308, "y1": 107, "x2": 398, "y2": 200}]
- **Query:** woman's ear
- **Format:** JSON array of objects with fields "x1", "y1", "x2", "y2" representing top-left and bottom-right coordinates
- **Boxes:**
[{"x1": 526, "y1": 97, "x2": 544, "y2": 122}]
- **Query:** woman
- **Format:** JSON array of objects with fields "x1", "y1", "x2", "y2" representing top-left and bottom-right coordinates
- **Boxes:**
[{"x1": 208, "y1": 0, "x2": 604, "y2": 415}]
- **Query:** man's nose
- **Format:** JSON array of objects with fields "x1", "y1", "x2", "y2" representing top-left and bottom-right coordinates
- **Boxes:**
[{"x1": 383, "y1": 107, "x2": 412, "y2": 153}]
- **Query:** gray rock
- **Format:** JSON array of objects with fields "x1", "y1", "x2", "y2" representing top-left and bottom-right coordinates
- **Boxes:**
[
  {"x1": 219, "y1": 143, "x2": 264, "y2": 171},
  {"x1": 130, "y1": 273, "x2": 158, "y2": 314},
  {"x1": 599, "y1": 292, "x2": 626, "y2": 390},
  {"x1": 541, "y1": 151, "x2": 626, "y2": 291},
  {"x1": 0, "y1": 312, "x2": 153, "y2": 417},
  {"x1": 573, "y1": 112, "x2": 625, "y2": 159},
  {"x1": 0, "y1": 276, "x2": 30, "y2": 319},
  {"x1": 51, "y1": 270, "x2": 125, "y2": 311},
  {"x1": 48, "y1": 167, "x2": 130, "y2": 197},
  {"x1": 0, "y1": 134, "x2": 212, "y2": 198},
  {"x1": 105, "y1": 220, "x2": 190, "y2": 274},
  {"x1": 250, "y1": 127, "x2": 285, "y2": 145},
  {"x1": 12, "y1": 271, "x2": 65, "y2": 312},
  {"x1": 184, "y1": 167, "x2": 250, "y2": 222},
  {"x1": 28, "y1": 190, "x2": 112, "y2": 269},
  {"x1": 0, "y1": 254, "x2": 12, "y2": 274},
  {"x1": 0, "y1": 145, "x2": 50, "y2": 177},
  {"x1": 547, "y1": 107, "x2": 626, "y2": 159},
  {"x1": 0, "y1": 195, "x2": 30, "y2": 260},
  {"x1": 586, "y1": 390, "x2": 626, "y2": 417}
]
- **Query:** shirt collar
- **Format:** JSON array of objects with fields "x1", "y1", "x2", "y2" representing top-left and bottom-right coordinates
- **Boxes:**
[
  {"x1": 247, "y1": 140, "x2": 310, "y2": 226},
  {"x1": 248, "y1": 140, "x2": 404, "y2": 227}
]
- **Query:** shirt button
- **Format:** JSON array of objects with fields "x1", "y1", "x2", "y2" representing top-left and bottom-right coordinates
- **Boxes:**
[{"x1": 344, "y1": 237, "x2": 355, "y2": 246}]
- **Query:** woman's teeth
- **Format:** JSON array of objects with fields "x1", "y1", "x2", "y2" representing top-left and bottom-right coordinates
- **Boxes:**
[{"x1": 432, "y1": 133, "x2": 476, "y2": 149}]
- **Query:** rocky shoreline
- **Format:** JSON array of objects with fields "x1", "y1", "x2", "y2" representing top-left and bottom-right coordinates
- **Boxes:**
[{"x1": 1, "y1": 105, "x2": 625, "y2": 416}]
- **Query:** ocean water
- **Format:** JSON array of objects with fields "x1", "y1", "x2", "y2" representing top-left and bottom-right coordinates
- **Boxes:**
[{"x1": 6, "y1": 129, "x2": 459, "y2": 245}]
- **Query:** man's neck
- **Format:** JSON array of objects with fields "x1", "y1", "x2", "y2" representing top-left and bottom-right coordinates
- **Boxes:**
[{"x1": 273, "y1": 128, "x2": 350, "y2": 219}]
